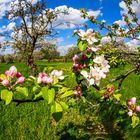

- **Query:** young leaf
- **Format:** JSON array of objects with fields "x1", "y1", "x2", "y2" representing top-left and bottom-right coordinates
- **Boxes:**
[
  {"x1": 59, "y1": 87, "x2": 69, "y2": 94},
  {"x1": 55, "y1": 101, "x2": 63, "y2": 112},
  {"x1": 34, "y1": 91, "x2": 42, "y2": 100},
  {"x1": 113, "y1": 94, "x2": 122, "y2": 101},
  {"x1": 42, "y1": 86, "x2": 49, "y2": 101},
  {"x1": 1, "y1": 90, "x2": 13, "y2": 105},
  {"x1": 59, "y1": 101, "x2": 69, "y2": 111},
  {"x1": 78, "y1": 40, "x2": 87, "y2": 51},
  {"x1": 16, "y1": 87, "x2": 28, "y2": 97},
  {"x1": 60, "y1": 90, "x2": 74, "y2": 98},
  {"x1": 131, "y1": 115, "x2": 139, "y2": 128},
  {"x1": 48, "y1": 88, "x2": 55, "y2": 104}
]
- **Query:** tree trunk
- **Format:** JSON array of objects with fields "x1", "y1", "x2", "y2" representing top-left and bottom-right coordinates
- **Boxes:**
[{"x1": 27, "y1": 57, "x2": 37, "y2": 76}]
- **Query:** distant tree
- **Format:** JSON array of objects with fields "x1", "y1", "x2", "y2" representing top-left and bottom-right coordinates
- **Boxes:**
[
  {"x1": 40, "y1": 42, "x2": 60, "y2": 62},
  {"x1": 3, "y1": 0, "x2": 67, "y2": 75},
  {"x1": 65, "y1": 46, "x2": 81, "y2": 61}
]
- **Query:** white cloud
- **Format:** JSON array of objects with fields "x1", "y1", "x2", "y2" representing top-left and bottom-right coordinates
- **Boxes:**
[
  {"x1": 126, "y1": 38, "x2": 140, "y2": 51},
  {"x1": 0, "y1": 0, "x2": 38, "y2": 18},
  {"x1": 57, "y1": 44, "x2": 75, "y2": 55},
  {"x1": 52, "y1": 5, "x2": 102, "y2": 29},
  {"x1": 119, "y1": 0, "x2": 140, "y2": 21},
  {"x1": 114, "y1": 19, "x2": 126, "y2": 27}
]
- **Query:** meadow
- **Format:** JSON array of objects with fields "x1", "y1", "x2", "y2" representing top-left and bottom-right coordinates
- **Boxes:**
[{"x1": 0, "y1": 61, "x2": 140, "y2": 140}]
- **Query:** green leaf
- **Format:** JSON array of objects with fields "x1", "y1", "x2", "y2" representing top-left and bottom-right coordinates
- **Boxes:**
[
  {"x1": 48, "y1": 88, "x2": 55, "y2": 104},
  {"x1": 1, "y1": 90, "x2": 13, "y2": 105},
  {"x1": 32, "y1": 85, "x2": 40, "y2": 93},
  {"x1": 81, "y1": 96, "x2": 87, "y2": 103},
  {"x1": 131, "y1": 115, "x2": 139, "y2": 128},
  {"x1": 34, "y1": 91, "x2": 42, "y2": 100},
  {"x1": 78, "y1": 40, "x2": 87, "y2": 51},
  {"x1": 51, "y1": 101, "x2": 63, "y2": 114},
  {"x1": 60, "y1": 90, "x2": 74, "y2": 98},
  {"x1": 59, "y1": 87, "x2": 69, "y2": 94},
  {"x1": 55, "y1": 101, "x2": 63, "y2": 112},
  {"x1": 60, "y1": 101, "x2": 69, "y2": 111},
  {"x1": 113, "y1": 94, "x2": 122, "y2": 101},
  {"x1": 16, "y1": 87, "x2": 28, "y2": 97},
  {"x1": 42, "y1": 86, "x2": 49, "y2": 101}
]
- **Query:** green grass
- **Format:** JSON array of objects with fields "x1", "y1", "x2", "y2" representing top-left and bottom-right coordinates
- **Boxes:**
[{"x1": 0, "y1": 62, "x2": 140, "y2": 139}]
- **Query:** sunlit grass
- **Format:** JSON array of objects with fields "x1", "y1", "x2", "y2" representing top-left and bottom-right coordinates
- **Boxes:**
[{"x1": 0, "y1": 62, "x2": 140, "y2": 139}]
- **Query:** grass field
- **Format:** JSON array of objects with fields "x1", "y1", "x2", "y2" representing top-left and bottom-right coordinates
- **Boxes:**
[{"x1": 0, "y1": 61, "x2": 140, "y2": 140}]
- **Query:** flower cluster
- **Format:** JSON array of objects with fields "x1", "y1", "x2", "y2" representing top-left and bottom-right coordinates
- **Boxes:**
[
  {"x1": 76, "y1": 29, "x2": 99, "y2": 45},
  {"x1": 73, "y1": 86, "x2": 82, "y2": 97},
  {"x1": 72, "y1": 54, "x2": 87, "y2": 73},
  {"x1": 37, "y1": 70, "x2": 64, "y2": 85},
  {"x1": 103, "y1": 86, "x2": 115, "y2": 100},
  {"x1": 0, "y1": 66, "x2": 25, "y2": 87},
  {"x1": 127, "y1": 97, "x2": 140, "y2": 117},
  {"x1": 81, "y1": 55, "x2": 110, "y2": 86}
]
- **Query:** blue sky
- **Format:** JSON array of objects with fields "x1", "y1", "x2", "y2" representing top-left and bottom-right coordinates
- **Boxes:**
[
  {"x1": 46, "y1": 0, "x2": 123, "y2": 54},
  {"x1": 1, "y1": 0, "x2": 139, "y2": 55}
]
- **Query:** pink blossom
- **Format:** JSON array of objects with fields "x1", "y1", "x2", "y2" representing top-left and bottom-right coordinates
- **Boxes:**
[
  {"x1": 42, "y1": 76, "x2": 48, "y2": 84},
  {"x1": 16, "y1": 76, "x2": 25, "y2": 84},
  {"x1": 46, "y1": 77, "x2": 53, "y2": 84},
  {"x1": 6, "y1": 66, "x2": 17, "y2": 78},
  {"x1": 73, "y1": 54, "x2": 80, "y2": 64},
  {"x1": 51, "y1": 70, "x2": 64, "y2": 80},
  {"x1": 39, "y1": 72, "x2": 48, "y2": 78},
  {"x1": 127, "y1": 101, "x2": 132, "y2": 107},
  {"x1": 134, "y1": 106, "x2": 140, "y2": 112},
  {"x1": 130, "y1": 97, "x2": 136, "y2": 105},
  {"x1": 2, "y1": 79, "x2": 10, "y2": 87},
  {"x1": 128, "y1": 110, "x2": 133, "y2": 117}
]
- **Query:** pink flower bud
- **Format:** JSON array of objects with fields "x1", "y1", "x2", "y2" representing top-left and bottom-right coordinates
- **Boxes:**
[
  {"x1": 83, "y1": 64, "x2": 87, "y2": 68},
  {"x1": 111, "y1": 86, "x2": 115, "y2": 90},
  {"x1": 111, "y1": 91, "x2": 115, "y2": 95},
  {"x1": 46, "y1": 77, "x2": 53, "y2": 84},
  {"x1": 74, "y1": 91, "x2": 78, "y2": 97},
  {"x1": 127, "y1": 101, "x2": 132, "y2": 107},
  {"x1": 82, "y1": 54, "x2": 87, "y2": 60},
  {"x1": 16, "y1": 76, "x2": 25, "y2": 84},
  {"x1": 77, "y1": 91, "x2": 81, "y2": 94},
  {"x1": 128, "y1": 110, "x2": 133, "y2": 117},
  {"x1": 107, "y1": 88, "x2": 112, "y2": 92},
  {"x1": 2, "y1": 79, "x2": 10, "y2": 87},
  {"x1": 0, "y1": 77, "x2": 2, "y2": 82},
  {"x1": 16, "y1": 72, "x2": 22, "y2": 78},
  {"x1": 77, "y1": 86, "x2": 81, "y2": 91},
  {"x1": 134, "y1": 106, "x2": 140, "y2": 112},
  {"x1": 79, "y1": 64, "x2": 83, "y2": 69},
  {"x1": 130, "y1": 97, "x2": 136, "y2": 105}
]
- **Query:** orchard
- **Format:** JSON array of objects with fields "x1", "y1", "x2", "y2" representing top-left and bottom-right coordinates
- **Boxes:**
[{"x1": 1, "y1": 0, "x2": 140, "y2": 139}]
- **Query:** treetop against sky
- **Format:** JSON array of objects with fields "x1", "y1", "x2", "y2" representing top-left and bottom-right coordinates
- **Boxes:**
[{"x1": 0, "y1": 0, "x2": 140, "y2": 55}]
